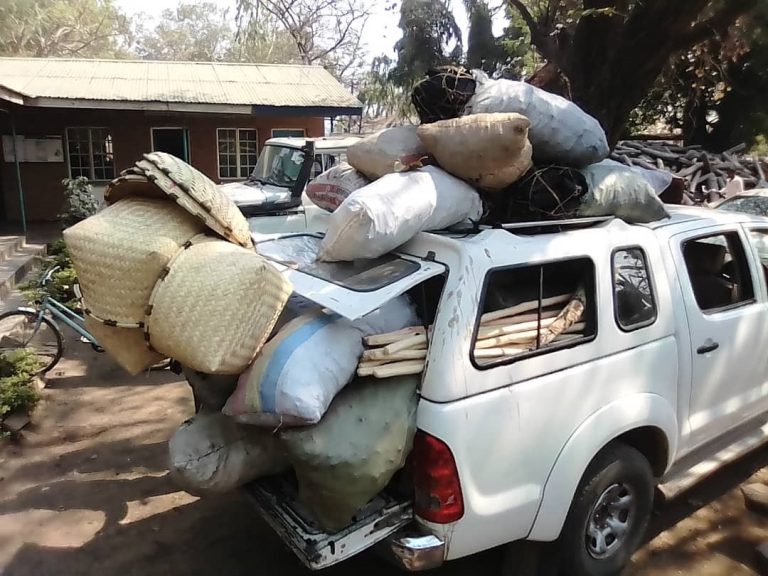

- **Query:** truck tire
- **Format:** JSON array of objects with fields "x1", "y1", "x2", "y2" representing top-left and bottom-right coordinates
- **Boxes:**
[{"x1": 557, "y1": 443, "x2": 654, "y2": 576}]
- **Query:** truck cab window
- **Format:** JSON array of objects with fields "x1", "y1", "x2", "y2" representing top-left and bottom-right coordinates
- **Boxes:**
[
  {"x1": 682, "y1": 233, "x2": 754, "y2": 312},
  {"x1": 747, "y1": 229, "x2": 768, "y2": 290},
  {"x1": 613, "y1": 248, "x2": 657, "y2": 331},
  {"x1": 473, "y1": 258, "x2": 597, "y2": 368}
]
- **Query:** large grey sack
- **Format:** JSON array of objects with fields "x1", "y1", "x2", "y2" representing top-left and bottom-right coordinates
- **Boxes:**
[
  {"x1": 279, "y1": 375, "x2": 419, "y2": 532},
  {"x1": 168, "y1": 412, "x2": 288, "y2": 496},
  {"x1": 465, "y1": 70, "x2": 609, "y2": 168}
]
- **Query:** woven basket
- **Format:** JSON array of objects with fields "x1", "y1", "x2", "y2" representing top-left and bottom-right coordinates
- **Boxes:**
[
  {"x1": 105, "y1": 173, "x2": 166, "y2": 204},
  {"x1": 141, "y1": 153, "x2": 252, "y2": 248},
  {"x1": 84, "y1": 314, "x2": 166, "y2": 375},
  {"x1": 64, "y1": 197, "x2": 206, "y2": 326},
  {"x1": 145, "y1": 238, "x2": 292, "y2": 374}
]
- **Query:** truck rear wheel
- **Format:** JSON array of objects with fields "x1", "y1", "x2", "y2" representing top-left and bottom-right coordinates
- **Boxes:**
[{"x1": 557, "y1": 443, "x2": 654, "y2": 576}]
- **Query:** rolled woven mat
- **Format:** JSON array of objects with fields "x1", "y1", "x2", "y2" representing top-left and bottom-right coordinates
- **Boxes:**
[
  {"x1": 145, "y1": 237, "x2": 293, "y2": 374},
  {"x1": 84, "y1": 314, "x2": 166, "y2": 375},
  {"x1": 104, "y1": 173, "x2": 165, "y2": 204},
  {"x1": 63, "y1": 197, "x2": 206, "y2": 326},
  {"x1": 141, "y1": 152, "x2": 252, "y2": 248}
]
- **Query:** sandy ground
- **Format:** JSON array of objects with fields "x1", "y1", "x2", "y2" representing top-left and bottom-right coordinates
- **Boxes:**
[{"x1": 2, "y1": 334, "x2": 768, "y2": 576}]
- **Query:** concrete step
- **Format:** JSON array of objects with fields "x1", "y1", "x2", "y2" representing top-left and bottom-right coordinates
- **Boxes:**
[
  {"x1": 0, "y1": 243, "x2": 48, "y2": 302},
  {"x1": 0, "y1": 236, "x2": 26, "y2": 263}
]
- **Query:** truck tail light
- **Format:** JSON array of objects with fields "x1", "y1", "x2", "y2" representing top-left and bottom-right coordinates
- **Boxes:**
[{"x1": 413, "y1": 430, "x2": 464, "y2": 524}]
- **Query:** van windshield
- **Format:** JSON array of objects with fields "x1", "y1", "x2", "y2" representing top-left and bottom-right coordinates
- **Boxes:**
[{"x1": 250, "y1": 145, "x2": 305, "y2": 188}]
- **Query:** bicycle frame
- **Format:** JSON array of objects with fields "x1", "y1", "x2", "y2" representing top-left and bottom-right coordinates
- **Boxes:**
[{"x1": 39, "y1": 296, "x2": 98, "y2": 345}]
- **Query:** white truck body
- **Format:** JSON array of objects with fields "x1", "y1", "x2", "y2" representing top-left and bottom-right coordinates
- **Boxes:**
[{"x1": 244, "y1": 205, "x2": 768, "y2": 572}]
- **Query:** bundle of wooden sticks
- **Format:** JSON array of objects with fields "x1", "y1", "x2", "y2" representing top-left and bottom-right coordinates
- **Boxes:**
[{"x1": 357, "y1": 289, "x2": 587, "y2": 378}]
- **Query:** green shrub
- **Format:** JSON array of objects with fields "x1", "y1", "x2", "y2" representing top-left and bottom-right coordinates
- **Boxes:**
[
  {"x1": 60, "y1": 176, "x2": 99, "y2": 229},
  {"x1": 0, "y1": 349, "x2": 41, "y2": 419},
  {"x1": 20, "y1": 242, "x2": 79, "y2": 311}
]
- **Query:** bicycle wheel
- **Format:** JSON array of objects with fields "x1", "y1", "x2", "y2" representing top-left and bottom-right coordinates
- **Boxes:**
[{"x1": 0, "y1": 310, "x2": 63, "y2": 374}]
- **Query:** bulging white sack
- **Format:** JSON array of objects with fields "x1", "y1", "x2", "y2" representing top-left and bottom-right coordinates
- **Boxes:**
[
  {"x1": 305, "y1": 163, "x2": 371, "y2": 212},
  {"x1": 319, "y1": 166, "x2": 483, "y2": 262},
  {"x1": 168, "y1": 412, "x2": 288, "y2": 497},
  {"x1": 346, "y1": 126, "x2": 428, "y2": 180},
  {"x1": 222, "y1": 296, "x2": 419, "y2": 427},
  {"x1": 465, "y1": 70, "x2": 609, "y2": 168}
]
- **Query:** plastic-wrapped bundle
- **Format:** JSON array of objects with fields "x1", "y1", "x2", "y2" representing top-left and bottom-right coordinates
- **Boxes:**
[
  {"x1": 412, "y1": 66, "x2": 477, "y2": 124},
  {"x1": 279, "y1": 375, "x2": 419, "y2": 532}
]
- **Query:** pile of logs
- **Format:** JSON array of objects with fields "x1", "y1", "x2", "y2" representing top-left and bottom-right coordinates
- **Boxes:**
[
  {"x1": 357, "y1": 289, "x2": 588, "y2": 375},
  {"x1": 610, "y1": 140, "x2": 768, "y2": 203}
]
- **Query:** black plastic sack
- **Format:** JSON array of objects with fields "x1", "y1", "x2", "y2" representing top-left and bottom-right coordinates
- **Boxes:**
[
  {"x1": 412, "y1": 66, "x2": 477, "y2": 125},
  {"x1": 485, "y1": 166, "x2": 588, "y2": 223}
]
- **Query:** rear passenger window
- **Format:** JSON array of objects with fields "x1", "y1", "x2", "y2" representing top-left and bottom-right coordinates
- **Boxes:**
[
  {"x1": 683, "y1": 233, "x2": 754, "y2": 312},
  {"x1": 473, "y1": 258, "x2": 597, "y2": 368},
  {"x1": 613, "y1": 248, "x2": 657, "y2": 331}
]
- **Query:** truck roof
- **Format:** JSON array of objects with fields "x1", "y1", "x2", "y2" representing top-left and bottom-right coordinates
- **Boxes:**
[
  {"x1": 641, "y1": 205, "x2": 768, "y2": 230},
  {"x1": 265, "y1": 135, "x2": 362, "y2": 151}
]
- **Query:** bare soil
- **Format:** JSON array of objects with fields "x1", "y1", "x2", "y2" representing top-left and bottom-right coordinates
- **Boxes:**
[{"x1": 1, "y1": 334, "x2": 768, "y2": 576}]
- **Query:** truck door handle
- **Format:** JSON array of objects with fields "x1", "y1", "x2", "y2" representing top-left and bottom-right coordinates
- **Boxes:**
[{"x1": 697, "y1": 341, "x2": 720, "y2": 355}]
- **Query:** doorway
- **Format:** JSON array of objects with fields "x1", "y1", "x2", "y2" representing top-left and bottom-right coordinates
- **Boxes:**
[{"x1": 151, "y1": 128, "x2": 190, "y2": 162}]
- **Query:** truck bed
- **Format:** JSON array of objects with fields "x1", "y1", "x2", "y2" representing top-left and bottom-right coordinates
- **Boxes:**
[{"x1": 245, "y1": 475, "x2": 413, "y2": 570}]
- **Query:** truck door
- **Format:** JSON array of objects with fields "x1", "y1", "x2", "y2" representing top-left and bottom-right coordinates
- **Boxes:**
[{"x1": 672, "y1": 227, "x2": 764, "y2": 448}]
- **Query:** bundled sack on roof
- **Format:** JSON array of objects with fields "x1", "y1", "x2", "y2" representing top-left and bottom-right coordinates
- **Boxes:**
[
  {"x1": 485, "y1": 166, "x2": 588, "y2": 224},
  {"x1": 223, "y1": 295, "x2": 418, "y2": 427},
  {"x1": 464, "y1": 70, "x2": 609, "y2": 168},
  {"x1": 169, "y1": 412, "x2": 288, "y2": 497},
  {"x1": 416, "y1": 112, "x2": 533, "y2": 191},
  {"x1": 305, "y1": 163, "x2": 371, "y2": 212},
  {"x1": 412, "y1": 66, "x2": 477, "y2": 124},
  {"x1": 145, "y1": 236, "x2": 293, "y2": 374},
  {"x1": 319, "y1": 166, "x2": 483, "y2": 262},
  {"x1": 578, "y1": 160, "x2": 670, "y2": 223},
  {"x1": 279, "y1": 374, "x2": 418, "y2": 532},
  {"x1": 346, "y1": 126, "x2": 430, "y2": 180}
]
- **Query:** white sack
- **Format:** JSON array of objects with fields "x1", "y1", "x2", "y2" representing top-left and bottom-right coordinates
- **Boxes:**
[
  {"x1": 346, "y1": 126, "x2": 428, "y2": 180},
  {"x1": 168, "y1": 412, "x2": 288, "y2": 496},
  {"x1": 416, "y1": 113, "x2": 533, "y2": 190},
  {"x1": 305, "y1": 163, "x2": 371, "y2": 212},
  {"x1": 222, "y1": 296, "x2": 419, "y2": 427},
  {"x1": 579, "y1": 162, "x2": 670, "y2": 223},
  {"x1": 601, "y1": 158, "x2": 674, "y2": 196},
  {"x1": 279, "y1": 375, "x2": 419, "y2": 532},
  {"x1": 465, "y1": 70, "x2": 609, "y2": 168},
  {"x1": 319, "y1": 166, "x2": 483, "y2": 262}
]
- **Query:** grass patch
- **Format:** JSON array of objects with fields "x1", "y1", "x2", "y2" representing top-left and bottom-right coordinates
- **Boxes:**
[{"x1": 0, "y1": 349, "x2": 42, "y2": 421}]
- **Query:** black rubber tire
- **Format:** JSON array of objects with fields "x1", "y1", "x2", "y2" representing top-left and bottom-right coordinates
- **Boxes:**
[
  {"x1": 557, "y1": 443, "x2": 654, "y2": 576},
  {"x1": 0, "y1": 310, "x2": 63, "y2": 374}
]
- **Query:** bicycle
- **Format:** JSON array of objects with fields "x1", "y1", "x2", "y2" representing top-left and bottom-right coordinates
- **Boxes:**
[{"x1": 0, "y1": 265, "x2": 170, "y2": 374}]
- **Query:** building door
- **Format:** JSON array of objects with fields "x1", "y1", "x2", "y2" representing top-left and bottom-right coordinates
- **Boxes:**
[{"x1": 151, "y1": 128, "x2": 190, "y2": 162}]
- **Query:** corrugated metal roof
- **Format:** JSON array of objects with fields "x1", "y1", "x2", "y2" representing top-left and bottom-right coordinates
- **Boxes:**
[{"x1": 0, "y1": 57, "x2": 362, "y2": 113}]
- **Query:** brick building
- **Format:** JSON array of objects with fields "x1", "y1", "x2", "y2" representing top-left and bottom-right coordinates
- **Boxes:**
[{"x1": 0, "y1": 57, "x2": 362, "y2": 223}]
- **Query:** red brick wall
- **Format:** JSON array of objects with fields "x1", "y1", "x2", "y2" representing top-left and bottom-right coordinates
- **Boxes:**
[{"x1": 0, "y1": 106, "x2": 325, "y2": 221}]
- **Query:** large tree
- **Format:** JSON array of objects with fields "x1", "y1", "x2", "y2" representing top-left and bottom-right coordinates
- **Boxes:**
[
  {"x1": 0, "y1": 0, "x2": 131, "y2": 58},
  {"x1": 508, "y1": 0, "x2": 759, "y2": 145}
]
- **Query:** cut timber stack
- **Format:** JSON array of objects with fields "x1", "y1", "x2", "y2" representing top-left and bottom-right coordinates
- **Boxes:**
[{"x1": 610, "y1": 140, "x2": 768, "y2": 203}]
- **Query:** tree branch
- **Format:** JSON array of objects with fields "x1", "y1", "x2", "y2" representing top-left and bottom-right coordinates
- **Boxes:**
[
  {"x1": 675, "y1": 0, "x2": 757, "y2": 51},
  {"x1": 507, "y1": 0, "x2": 563, "y2": 69}
]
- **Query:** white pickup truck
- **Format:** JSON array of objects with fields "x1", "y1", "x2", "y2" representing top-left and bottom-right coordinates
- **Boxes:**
[{"x1": 240, "y1": 205, "x2": 768, "y2": 576}]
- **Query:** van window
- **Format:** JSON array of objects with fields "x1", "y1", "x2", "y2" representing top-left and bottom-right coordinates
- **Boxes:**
[
  {"x1": 682, "y1": 233, "x2": 754, "y2": 312},
  {"x1": 612, "y1": 248, "x2": 657, "y2": 331},
  {"x1": 472, "y1": 258, "x2": 597, "y2": 368}
]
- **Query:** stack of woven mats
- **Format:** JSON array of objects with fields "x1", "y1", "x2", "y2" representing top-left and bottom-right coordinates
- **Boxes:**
[{"x1": 64, "y1": 152, "x2": 293, "y2": 375}]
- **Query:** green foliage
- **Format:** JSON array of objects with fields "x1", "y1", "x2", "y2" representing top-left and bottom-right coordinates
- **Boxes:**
[
  {"x1": 60, "y1": 177, "x2": 98, "y2": 229},
  {"x1": 0, "y1": 0, "x2": 132, "y2": 58},
  {"x1": 0, "y1": 349, "x2": 41, "y2": 419},
  {"x1": 20, "y1": 242, "x2": 79, "y2": 311},
  {"x1": 466, "y1": 1, "x2": 505, "y2": 73}
]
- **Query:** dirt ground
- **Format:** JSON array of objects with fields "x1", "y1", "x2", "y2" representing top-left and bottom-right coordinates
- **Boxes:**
[{"x1": 2, "y1": 334, "x2": 768, "y2": 576}]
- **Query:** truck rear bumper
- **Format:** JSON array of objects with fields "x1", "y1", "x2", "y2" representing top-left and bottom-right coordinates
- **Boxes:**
[{"x1": 382, "y1": 532, "x2": 446, "y2": 571}]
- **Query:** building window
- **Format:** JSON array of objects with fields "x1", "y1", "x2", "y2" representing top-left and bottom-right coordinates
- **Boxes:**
[
  {"x1": 682, "y1": 233, "x2": 755, "y2": 312},
  {"x1": 613, "y1": 247, "x2": 657, "y2": 331},
  {"x1": 217, "y1": 128, "x2": 258, "y2": 179},
  {"x1": 66, "y1": 127, "x2": 114, "y2": 181},
  {"x1": 472, "y1": 258, "x2": 596, "y2": 368},
  {"x1": 271, "y1": 128, "x2": 306, "y2": 139}
]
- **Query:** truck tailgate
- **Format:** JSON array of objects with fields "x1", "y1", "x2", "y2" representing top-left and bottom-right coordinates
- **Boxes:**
[{"x1": 245, "y1": 477, "x2": 412, "y2": 570}]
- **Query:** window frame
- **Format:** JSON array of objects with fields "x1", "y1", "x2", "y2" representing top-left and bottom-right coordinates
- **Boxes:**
[
  {"x1": 216, "y1": 127, "x2": 259, "y2": 180},
  {"x1": 470, "y1": 256, "x2": 599, "y2": 371},
  {"x1": 611, "y1": 246, "x2": 658, "y2": 333},
  {"x1": 681, "y1": 230, "x2": 757, "y2": 315},
  {"x1": 150, "y1": 126, "x2": 191, "y2": 163},
  {"x1": 65, "y1": 127, "x2": 115, "y2": 181},
  {"x1": 271, "y1": 128, "x2": 306, "y2": 139},
  {"x1": 744, "y1": 226, "x2": 768, "y2": 298}
]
